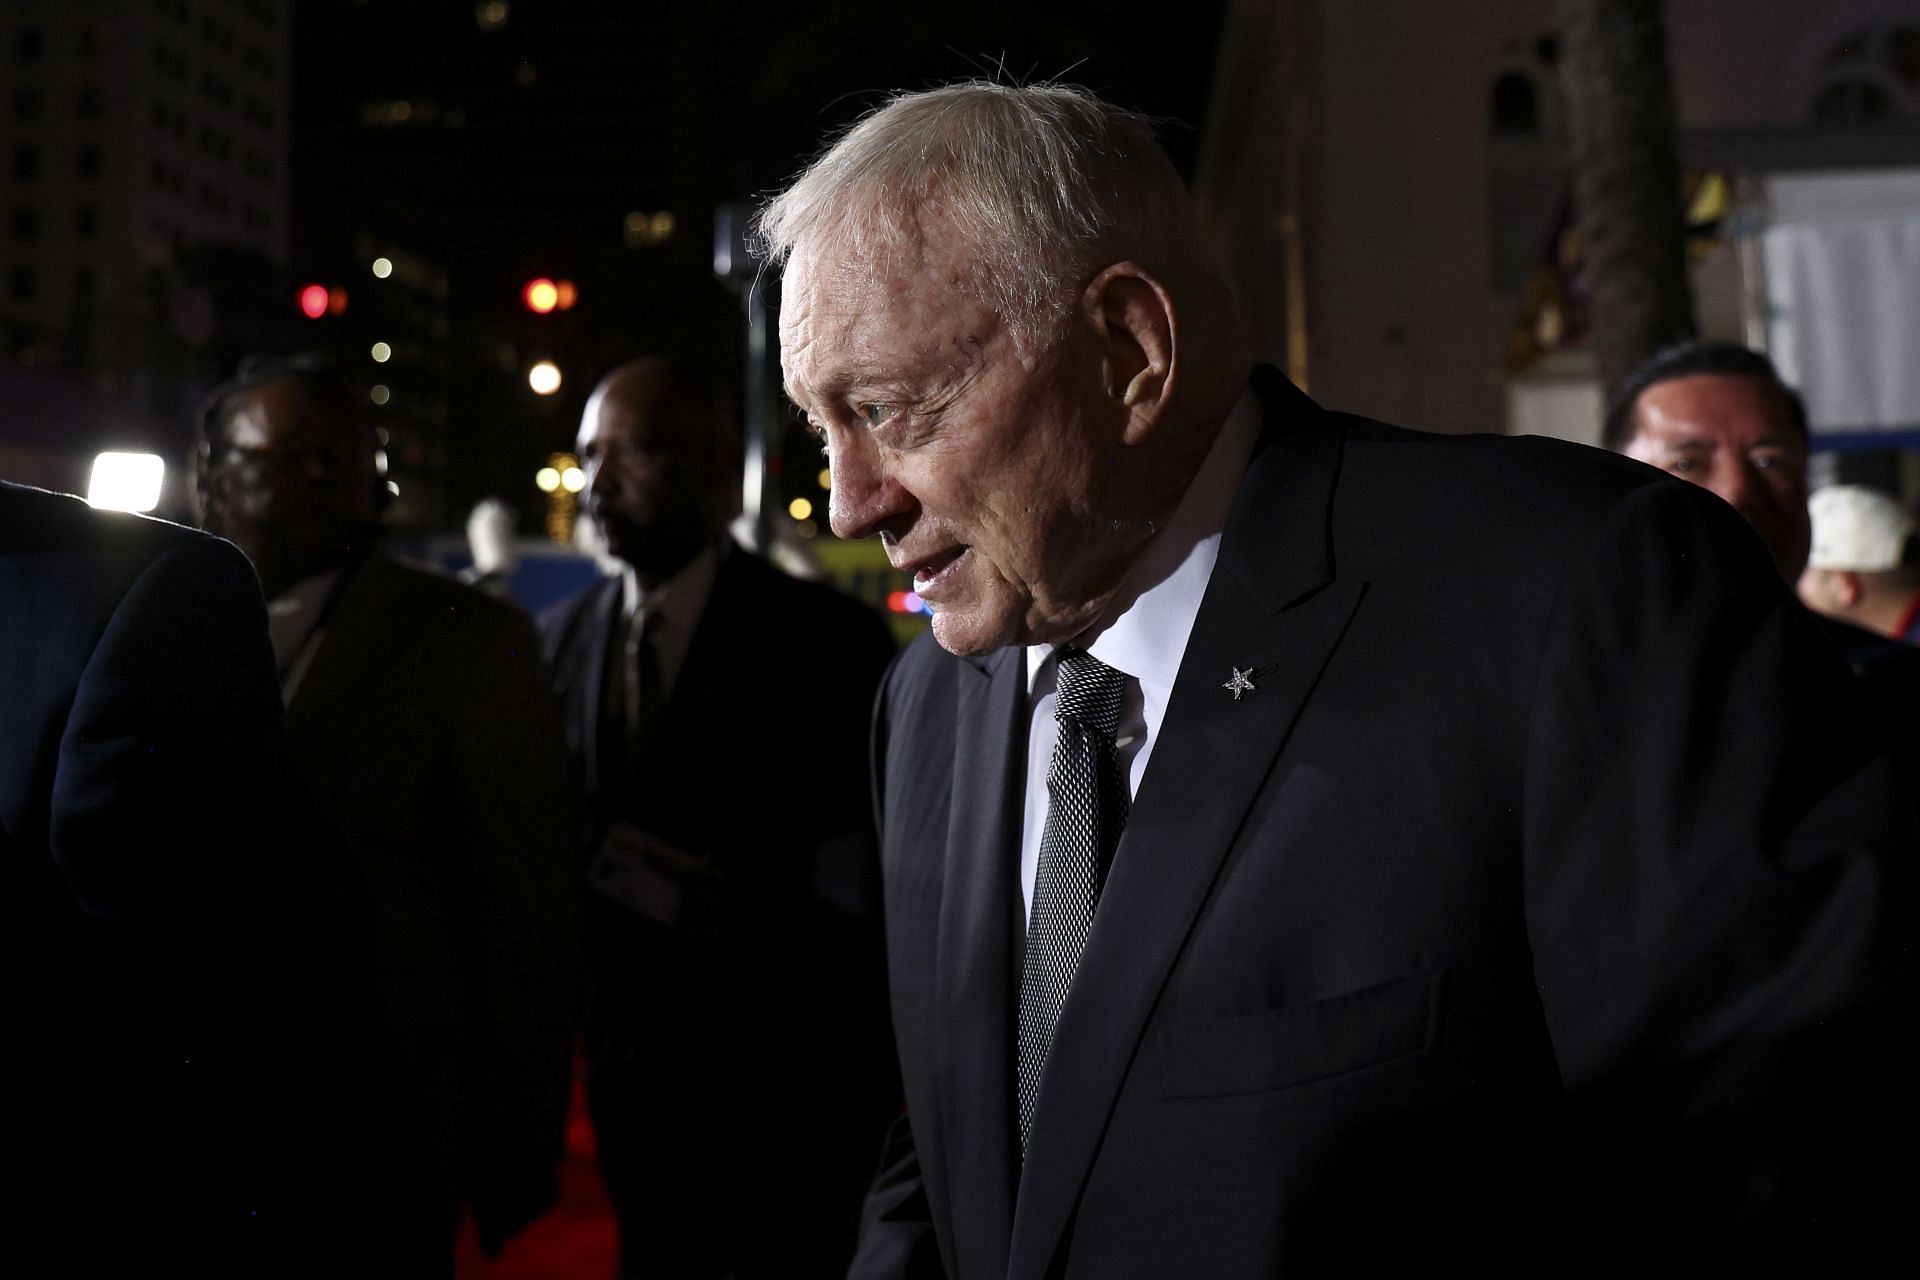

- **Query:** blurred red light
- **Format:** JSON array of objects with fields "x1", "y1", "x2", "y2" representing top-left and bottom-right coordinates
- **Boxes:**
[
  {"x1": 523, "y1": 278, "x2": 559, "y2": 313},
  {"x1": 327, "y1": 287, "x2": 349, "y2": 316},
  {"x1": 298, "y1": 284, "x2": 328, "y2": 319},
  {"x1": 554, "y1": 279, "x2": 578, "y2": 310},
  {"x1": 887, "y1": 591, "x2": 910, "y2": 613}
]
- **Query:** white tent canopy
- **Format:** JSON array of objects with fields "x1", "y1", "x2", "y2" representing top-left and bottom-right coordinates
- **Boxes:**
[{"x1": 1762, "y1": 169, "x2": 1920, "y2": 436}]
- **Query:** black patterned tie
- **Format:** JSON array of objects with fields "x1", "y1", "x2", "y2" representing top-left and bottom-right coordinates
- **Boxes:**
[{"x1": 1016, "y1": 646, "x2": 1130, "y2": 1154}]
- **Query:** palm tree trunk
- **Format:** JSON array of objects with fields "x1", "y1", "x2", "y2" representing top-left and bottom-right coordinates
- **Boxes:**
[{"x1": 1555, "y1": 0, "x2": 1696, "y2": 395}]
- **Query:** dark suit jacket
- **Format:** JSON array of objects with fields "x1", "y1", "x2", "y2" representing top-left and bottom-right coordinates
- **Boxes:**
[
  {"x1": 852, "y1": 372, "x2": 1907, "y2": 1278},
  {"x1": 0, "y1": 484, "x2": 372, "y2": 1271},
  {"x1": 539, "y1": 545, "x2": 901, "y2": 1259},
  {"x1": 287, "y1": 547, "x2": 579, "y2": 1234}
]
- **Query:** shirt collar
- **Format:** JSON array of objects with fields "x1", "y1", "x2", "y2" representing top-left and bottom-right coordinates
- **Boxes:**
[
  {"x1": 622, "y1": 537, "x2": 727, "y2": 632},
  {"x1": 1026, "y1": 387, "x2": 1263, "y2": 692}
]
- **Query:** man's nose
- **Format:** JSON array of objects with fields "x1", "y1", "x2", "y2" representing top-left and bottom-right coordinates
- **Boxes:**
[
  {"x1": 827, "y1": 433, "x2": 913, "y2": 541},
  {"x1": 583, "y1": 461, "x2": 614, "y2": 511},
  {"x1": 1703, "y1": 456, "x2": 1756, "y2": 514}
]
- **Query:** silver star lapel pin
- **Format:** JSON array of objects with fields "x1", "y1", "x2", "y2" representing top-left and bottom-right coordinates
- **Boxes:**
[{"x1": 1223, "y1": 666, "x2": 1257, "y2": 701}]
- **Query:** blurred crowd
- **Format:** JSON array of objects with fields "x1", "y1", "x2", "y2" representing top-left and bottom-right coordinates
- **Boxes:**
[{"x1": 5, "y1": 350, "x2": 897, "y2": 1277}]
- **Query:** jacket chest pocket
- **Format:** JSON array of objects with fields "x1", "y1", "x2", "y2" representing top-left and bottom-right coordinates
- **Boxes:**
[{"x1": 1154, "y1": 969, "x2": 1444, "y2": 1098}]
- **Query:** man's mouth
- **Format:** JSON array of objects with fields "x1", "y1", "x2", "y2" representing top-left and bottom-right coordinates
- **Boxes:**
[{"x1": 904, "y1": 546, "x2": 969, "y2": 596}]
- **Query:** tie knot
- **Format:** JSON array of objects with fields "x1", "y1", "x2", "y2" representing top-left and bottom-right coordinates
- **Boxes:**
[{"x1": 1053, "y1": 646, "x2": 1127, "y2": 737}]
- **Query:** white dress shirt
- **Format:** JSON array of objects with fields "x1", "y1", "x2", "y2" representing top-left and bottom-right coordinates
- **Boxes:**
[{"x1": 1018, "y1": 390, "x2": 1263, "y2": 926}]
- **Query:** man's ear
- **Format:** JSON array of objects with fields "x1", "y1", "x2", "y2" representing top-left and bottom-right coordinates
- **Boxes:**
[
  {"x1": 1835, "y1": 570, "x2": 1864, "y2": 609},
  {"x1": 1080, "y1": 262, "x2": 1176, "y2": 445}
]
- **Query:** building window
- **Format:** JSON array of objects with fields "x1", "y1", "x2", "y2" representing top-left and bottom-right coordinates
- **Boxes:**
[
  {"x1": 1489, "y1": 73, "x2": 1536, "y2": 138},
  {"x1": 12, "y1": 147, "x2": 39, "y2": 180},
  {"x1": 79, "y1": 23, "x2": 99, "y2": 59},
  {"x1": 9, "y1": 208, "x2": 39, "y2": 241},
  {"x1": 1805, "y1": 22, "x2": 1920, "y2": 123},
  {"x1": 76, "y1": 205, "x2": 99, "y2": 238},
  {"x1": 153, "y1": 44, "x2": 188, "y2": 83},
  {"x1": 199, "y1": 71, "x2": 233, "y2": 108},
  {"x1": 1491, "y1": 72, "x2": 1539, "y2": 136},
  {"x1": 9, "y1": 267, "x2": 33, "y2": 302},
  {"x1": 76, "y1": 87, "x2": 103, "y2": 119},
  {"x1": 13, "y1": 89, "x2": 39, "y2": 120},
  {"x1": 18, "y1": 28, "x2": 44, "y2": 63},
  {"x1": 78, "y1": 144, "x2": 100, "y2": 177},
  {"x1": 1812, "y1": 79, "x2": 1897, "y2": 123},
  {"x1": 74, "y1": 266, "x2": 95, "y2": 298}
]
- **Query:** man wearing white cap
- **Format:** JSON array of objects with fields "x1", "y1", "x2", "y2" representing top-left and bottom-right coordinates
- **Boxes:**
[{"x1": 1799, "y1": 484, "x2": 1920, "y2": 645}]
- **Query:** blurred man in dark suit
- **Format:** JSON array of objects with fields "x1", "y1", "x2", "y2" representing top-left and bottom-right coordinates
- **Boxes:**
[
  {"x1": 194, "y1": 353, "x2": 578, "y2": 1273},
  {"x1": 0, "y1": 481, "x2": 374, "y2": 1274},
  {"x1": 539, "y1": 357, "x2": 898, "y2": 1278}
]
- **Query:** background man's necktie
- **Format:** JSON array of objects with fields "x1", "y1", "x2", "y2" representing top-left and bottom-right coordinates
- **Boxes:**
[
  {"x1": 1016, "y1": 646, "x2": 1130, "y2": 1154},
  {"x1": 623, "y1": 609, "x2": 665, "y2": 756}
]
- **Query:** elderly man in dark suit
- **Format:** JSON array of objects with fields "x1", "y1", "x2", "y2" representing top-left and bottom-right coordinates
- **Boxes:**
[
  {"x1": 539, "y1": 357, "x2": 898, "y2": 1278},
  {"x1": 0, "y1": 481, "x2": 381, "y2": 1273},
  {"x1": 760, "y1": 83, "x2": 1908, "y2": 1277},
  {"x1": 194, "y1": 354, "x2": 579, "y2": 1273}
]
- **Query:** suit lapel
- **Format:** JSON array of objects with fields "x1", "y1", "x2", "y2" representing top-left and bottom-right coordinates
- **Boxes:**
[
  {"x1": 285, "y1": 551, "x2": 390, "y2": 745},
  {"x1": 1008, "y1": 372, "x2": 1366, "y2": 1278},
  {"x1": 935, "y1": 644, "x2": 1026, "y2": 1276}
]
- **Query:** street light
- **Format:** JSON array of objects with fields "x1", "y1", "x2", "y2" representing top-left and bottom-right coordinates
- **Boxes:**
[
  {"x1": 527, "y1": 360, "x2": 562, "y2": 395},
  {"x1": 522, "y1": 278, "x2": 559, "y2": 314}
]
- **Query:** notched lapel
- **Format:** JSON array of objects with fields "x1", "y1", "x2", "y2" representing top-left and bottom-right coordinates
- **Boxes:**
[{"x1": 935, "y1": 645, "x2": 1025, "y2": 1275}]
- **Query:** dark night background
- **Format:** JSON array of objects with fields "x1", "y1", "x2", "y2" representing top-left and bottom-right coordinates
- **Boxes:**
[{"x1": 286, "y1": 0, "x2": 1227, "y2": 534}]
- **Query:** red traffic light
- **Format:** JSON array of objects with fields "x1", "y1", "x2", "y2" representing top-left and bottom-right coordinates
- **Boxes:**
[
  {"x1": 523, "y1": 278, "x2": 559, "y2": 314},
  {"x1": 298, "y1": 283, "x2": 329, "y2": 319}
]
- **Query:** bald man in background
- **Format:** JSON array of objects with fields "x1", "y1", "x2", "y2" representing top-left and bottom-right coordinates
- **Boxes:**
[{"x1": 538, "y1": 357, "x2": 899, "y2": 1277}]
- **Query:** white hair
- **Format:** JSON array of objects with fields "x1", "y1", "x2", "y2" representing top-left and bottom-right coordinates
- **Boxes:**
[{"x1": 753, "y1": 81, "x2": 1206, "y2": 347}]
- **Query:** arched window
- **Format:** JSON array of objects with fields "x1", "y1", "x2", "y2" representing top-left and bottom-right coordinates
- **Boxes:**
[
  {"x1": 1491, "y1": 72, "x2": 1539, "y2": 136},
  {"x1": 1796, "y1": 13, "x2": 1920, "y2": 123}
]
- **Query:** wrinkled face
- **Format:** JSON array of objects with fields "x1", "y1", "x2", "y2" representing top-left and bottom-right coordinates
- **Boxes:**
[
  {"x1": 577, "y1": 380, "x2": 732, "y2": 579},
  {"x1": 779, "y1": 223, "x2": 1142, "y2": 656},
  {"x1": 197, "y1": 382, "x2": 373, "y2": 591},
  {"x1": 1624, "y1": 373, "x2": 1810, "y2": 582}
]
